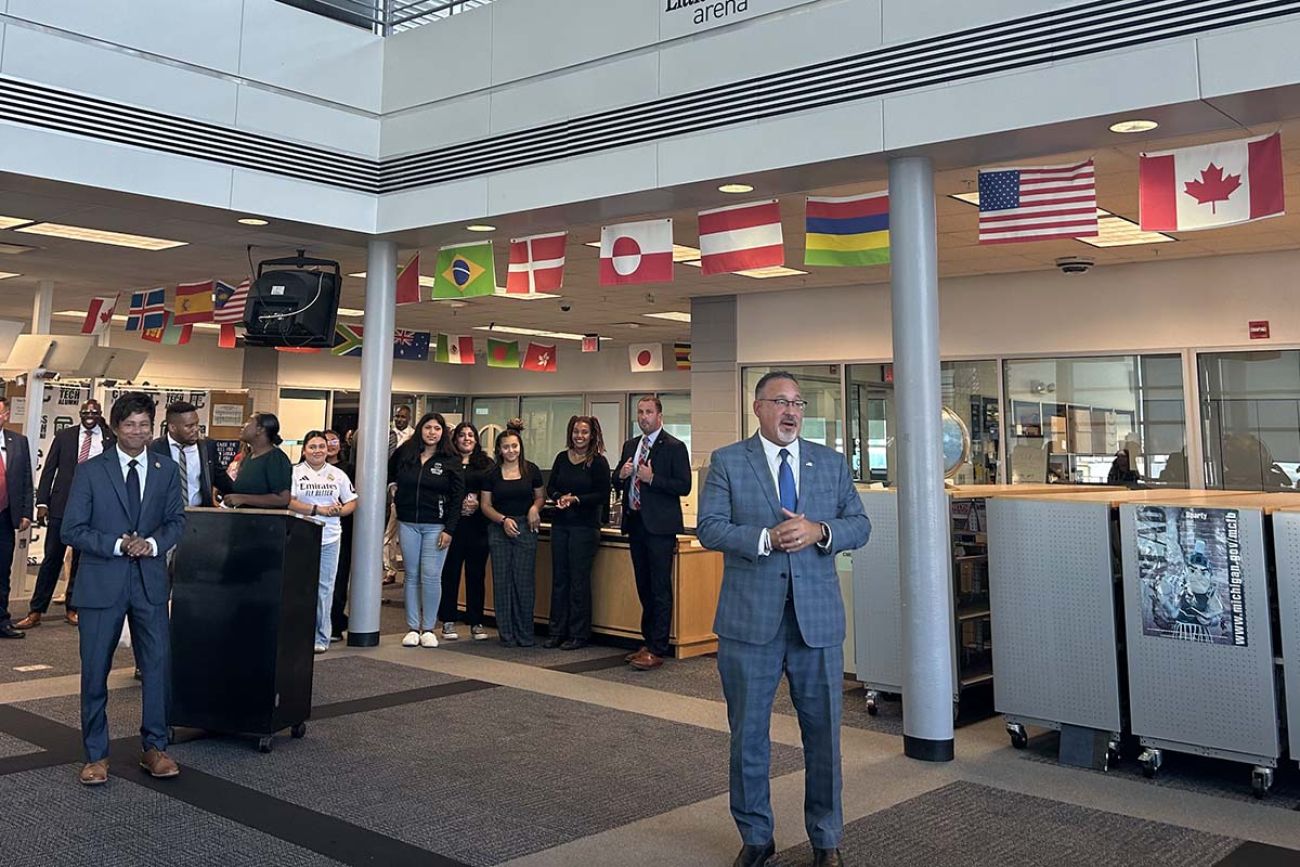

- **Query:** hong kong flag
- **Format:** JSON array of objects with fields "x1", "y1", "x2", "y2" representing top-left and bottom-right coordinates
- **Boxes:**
[
  {"x1": 599, "y1": 219, "x2": 673, "y2": 286},
  {"x1": 1139, "y1": 132, "x2": 1285, "y2": 232},
  {"x1": 522, "y1": 342, "x2": 557, "y2": 373}
]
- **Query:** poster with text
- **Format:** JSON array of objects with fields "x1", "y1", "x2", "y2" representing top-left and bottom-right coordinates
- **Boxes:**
[{"x1": 1134, "y1": 505, "x2": 1246, "y2": 646}]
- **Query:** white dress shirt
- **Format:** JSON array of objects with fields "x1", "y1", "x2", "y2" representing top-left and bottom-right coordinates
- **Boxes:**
[
  {"x1": 167, "y1": 434, "x2": 203, "y2": 507},
  {"x1": 112, "y1": 446, "x2": 158, "y2": 558},
  {"x1": 80, "y1": 424, "x2": 106, "y2": 460}
]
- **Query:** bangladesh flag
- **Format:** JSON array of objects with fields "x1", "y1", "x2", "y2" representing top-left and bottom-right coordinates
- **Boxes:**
[
  {"x1": 486, "y1": 338, "x2": 520, "y2": 369},
  {"x1": 432, "y1": 241, "x2": 495, "y2": 299}
]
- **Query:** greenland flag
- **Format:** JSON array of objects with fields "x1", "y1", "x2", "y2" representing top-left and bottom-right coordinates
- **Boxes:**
[
  {"x1": 1139, "y1": 132, "x2": 1285, "y2": 232},
  {"x1": 506, "y1": 231, "x2": 567, "y2": 295},
  {"x1": 698, "y1": 199, "x2": 784, "y2": 275},
  {"x1": 599, "y1": 219, "x2": 674, "y2": 285}
]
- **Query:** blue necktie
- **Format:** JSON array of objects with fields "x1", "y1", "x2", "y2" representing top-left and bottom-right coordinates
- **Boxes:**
[{"x1": 778, "y1": 448, "x2": 796, "y2": 512}]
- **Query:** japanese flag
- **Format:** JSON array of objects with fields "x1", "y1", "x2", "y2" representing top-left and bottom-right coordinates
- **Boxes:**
[
  {"x1": 1139, "y1": 132, "x2": 1284, "y2": 232},
  {"x1": 599, "y1": 219, "x2": 673, "y2": 285},
  {"x1": 628, "y1": 342, "x2": 663, "y2": 373}
]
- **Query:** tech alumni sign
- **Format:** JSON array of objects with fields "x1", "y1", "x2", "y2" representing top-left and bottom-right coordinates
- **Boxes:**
[{"x1": 660, "y1": 0, "x2": 818, "y2": 39}]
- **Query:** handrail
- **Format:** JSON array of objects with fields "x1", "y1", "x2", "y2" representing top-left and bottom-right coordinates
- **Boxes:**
[{"x1": 274, "y1": 0, "x2": 496, "y2": 34}]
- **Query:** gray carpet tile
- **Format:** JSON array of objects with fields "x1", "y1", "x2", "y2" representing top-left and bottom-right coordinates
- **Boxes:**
[
  {"x1": 0, "y1": 765, "x2": 346, "y2": 866},
  {"x1": 1021, "y1": 730, "x2": 1300, "y2": 809},
  {"x1": 770, "y1": 780, "x2": 1243, "y2": 867},
  {"x1": 0, "y1": 731, "x2": 41, "y2": 758},
  {"x1": 585, "y1": 655, "x2": 906, "y2": 736},
  {"x1": 0, "y1": 616, "x2": 136, "y2": 684},
  {"x1": 310, "y1": 655, "x2": 461, "y2": 705},
  {"x1": 17, "y1": 690, "x2": 144, "y2": 743},
  {"x1": 171, "y1": 685, "x2": 805, "y2": 866}
]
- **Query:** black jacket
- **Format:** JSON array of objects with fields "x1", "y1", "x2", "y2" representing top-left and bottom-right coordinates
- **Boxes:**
[
  {"x1": 617, "y1": 429, "x2": 691, "y2": 536},
  {"x1": 36, "y1": 424, "x2": 113, "y2": 519},
  {"x1": 1, "y1": 429, "x2": 34, "y2": 526},
  {"x1": 148, "y1": 436, "x2": 233, "y2": 507},
  {"x1": 388, "y1": 450, "x2": 464, "y2": 533}
]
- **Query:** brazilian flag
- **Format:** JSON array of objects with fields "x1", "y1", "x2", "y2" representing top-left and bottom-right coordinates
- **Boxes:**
[{"x1": 432, "y1": 241, "x2": 496, "y2": 299}]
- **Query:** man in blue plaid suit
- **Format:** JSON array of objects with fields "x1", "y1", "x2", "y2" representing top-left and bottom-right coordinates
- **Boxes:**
[{"x1": 697, "y1": 371, "x2": 871, "y2": 867}]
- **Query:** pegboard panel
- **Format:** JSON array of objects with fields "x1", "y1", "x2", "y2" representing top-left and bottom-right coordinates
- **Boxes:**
[
  {"x1": 987, "y1": 498, "x2": 1122, "y2": 732},
  {"x1": 1272, "y1": 512, "x2": 1300, "y2": 757},
  {"x1": 853, "y1": 492, "x2": 902, "y2": 690}
]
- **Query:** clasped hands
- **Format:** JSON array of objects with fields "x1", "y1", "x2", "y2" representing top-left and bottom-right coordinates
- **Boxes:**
[
  {"x1": 618, "y1": 459, "x2": 653, "y2": 484},
  {"x1": 554, "y1": 493, "x2": 579, "y2": 510},
  {"x1": 770, "y1": 508, "x2": 823, "y2": 554},
  {"x1": 119, "y1": 532, "x2": 153, "y2": 559},
  {"x1": 502, "y1": 507, "x2": 541, "y2": 539}
]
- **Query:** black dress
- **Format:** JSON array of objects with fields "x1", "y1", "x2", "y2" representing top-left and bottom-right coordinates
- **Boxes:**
[{"x1": 438, "y1": 457, "x2": 494, "y2": 626}]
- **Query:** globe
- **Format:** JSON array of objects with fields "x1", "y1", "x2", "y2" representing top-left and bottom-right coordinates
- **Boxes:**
[{"x1": 941, "y1": 406, "x2": 971, "y2": 479}]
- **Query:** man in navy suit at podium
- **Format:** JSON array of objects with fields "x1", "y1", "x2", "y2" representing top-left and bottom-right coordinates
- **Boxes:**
[{"x1": 64, "y1": 392, "x2": 186, "y2": 786}]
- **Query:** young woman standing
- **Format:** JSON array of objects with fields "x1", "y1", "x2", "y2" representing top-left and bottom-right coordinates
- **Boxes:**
[
  {"x1": 480, "y1": 422, "x2": 544, "y2": 647},
  {"x1": 437, "y1": 422, "x2": 495, "y2": 641},
  {"x1": 545, "y1": 416, "x2": 610, "y2": 650},
  {"x1": 388, "y1": 412, "x2": 463, "y2": 649}
]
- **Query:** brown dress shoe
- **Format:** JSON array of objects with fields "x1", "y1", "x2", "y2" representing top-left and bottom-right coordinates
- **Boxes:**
[
  {"x1": 624, "y1": 646, "x2": 648, "y2": 662},
  {"x1": 79, "y1": 760, "x2": 109, "y2": 786},
  {"x1": 629, "y1": 650, "x2": 664, "y2": 671},
  {"x1": 65, "y1": 611, "x2": 79, "y2": 627},
  {"x1": 812, "y1": 848, "x2": 843, "y2": 867},
  {"x1": 14, "y1": 612, "x2": 41, "y2": 630},
  {"x1": 139, "y1": 749, "x2": 180, "y2": 779}
]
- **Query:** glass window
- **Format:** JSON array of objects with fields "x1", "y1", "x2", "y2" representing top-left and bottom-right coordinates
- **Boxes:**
[
  {"x1": 520, "y1": 395, "x2": 584, "y2": 467},
  {"x1": 741, "y1": 365, "x2": 844, "y2": 455},
  {"x1": 417, "y1": 396, "x2": 465, "y2": 428},
  {"x1": 945, "y1": 361, "x2": 1001, "y2": 485},
  {"x1": 846, "y1": 364, "x2": 893, "y2": 483},
  {"x1": 1003, "y1": 354, "x2": 1187, "y2": 486},
  {"x1": 627, "y1": 392, "x2": 692, "y2": 455},
  {"x1": 1200, "y1": 350, "x2": 1300, "y2": 490}
]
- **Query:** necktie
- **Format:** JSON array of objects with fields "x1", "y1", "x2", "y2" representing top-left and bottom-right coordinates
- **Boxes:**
[
  {"x1": 778, "y1": 448, "x2": 797, "y2": 513},
  {"x1": 126, "y1": 459, "x2": 141, "y2": 530},
  {"x1": 629, "y1": 436, "x2": 650, "y2": 511},
  {"x1": 79, "y1": 429, "x2": 92, "y2": 463},
  {"x1": 177, "y1": 445, "x2": 190, "y2": 507},
  {"x1": 0, "y1": 445, "x2": 8, "y2": 514}
]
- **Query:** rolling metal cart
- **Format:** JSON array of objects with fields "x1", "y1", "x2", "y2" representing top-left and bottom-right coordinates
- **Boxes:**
[{"x1": 1255, "y1": 500, "x2": 1300, "y2": 778}]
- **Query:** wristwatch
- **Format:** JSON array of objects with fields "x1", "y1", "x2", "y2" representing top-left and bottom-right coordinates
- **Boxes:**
[{"x1": 311, "y1": 504, "x2": 318, "y2": 517}]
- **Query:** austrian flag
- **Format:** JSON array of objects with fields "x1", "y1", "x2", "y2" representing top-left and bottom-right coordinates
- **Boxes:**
[
  {"x1": 507, "y1": 232, "x2": 567, "y2": 294},
  {"x1": 698, "y1": 200, "x2": 783, "y2": 276},
  {"x1": 1139, "y1": 132, "x2": 1285, "y2": 232},
  {"x1": 599, "y1": 219, "x2": 673, "y2": 286}
]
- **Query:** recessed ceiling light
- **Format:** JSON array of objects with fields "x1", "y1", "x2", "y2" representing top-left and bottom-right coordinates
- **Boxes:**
[
  {"x1": 0, "y1": 216, "x2": 34, "y2": 230},
  {"x1": 465, "y1": 224, "x2": 496, "y2": 232},
  {"x1": 0, "y1": 271, "x2": 21, "y2": 280},
  {"x1": 350, "y1": 270, "x2": 438, "y2": 288},
  {"x1": 15, "y1": 222, "x2": 187, "y2": 250},
  {"x1": 611, "y1": 322, "x2": 642, "y2": 329},
  {"x1": 679, "y1": 261, "x2": 809, "y2": 279},
  {"x1": 643, "y1": 311, "x2": 692, "y2": 323},
  {"x1": 1109, "y1": 119, "x2": 1158, "y2": 134},
  {"x1": 473, "y1": 325, "x2": 592, "y2": 342},
  {"x1": 0, "y1": 243, "x2": 37, "y2": 255},
  {"x1": 1077, "y1": 215, "x2": 1176, "y2": 247},
  {"x1": 718, "y1": 183, "x2": 755, "y2": 194},
  {"x1": 492, "y1": 288, "x2": 562, "y2": 301},
  {"x1": 237, "y1": 217, "x2": 269, "y2": 226},
  {"x1": 336, "y1": 307, "x2": 366, "y2": 317}
]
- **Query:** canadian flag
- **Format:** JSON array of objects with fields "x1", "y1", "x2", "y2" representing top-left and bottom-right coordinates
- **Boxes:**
[
  {"x1": 1139, "y1": 132, "x2": 1285, "y2": 232},
  {"x1": 522, "y1": 341, "x2": 557, "y2": 373},
  {"x1": 81, "y1": 293, "x2": 120, "y2": 335},
  {"x1": 698, "y1": 199, "x2": 784, "y2": 275},
  {"x1": 628, "y1": 342, "x2": 663, "y2": 373},
  {"x1": 507, "y1": 232, "x2": 567, "y2": 294},
  {"x1": 599, "y1": 219, "x2": 673, "y2": 286}
]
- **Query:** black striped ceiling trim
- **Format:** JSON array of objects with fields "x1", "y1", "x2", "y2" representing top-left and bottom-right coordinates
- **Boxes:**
[{"x1": 1, "y1": 0, "x2": 1296, "y2": 198}]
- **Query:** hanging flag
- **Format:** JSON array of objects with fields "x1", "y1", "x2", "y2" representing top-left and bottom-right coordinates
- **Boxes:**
[
  {"x1": 698, "y1": 200, "x2": 784, "y2": 275},
  {"x1": 629, "y1": 342, "x2": 663, "y2": 373},
  {"x1": 977, "y1": 160, "x2": 1098, "y2": 244},
  {"x1": 599, "y1": 219, "x2": 674, "y2": 285},
  {"x1": 581, "y1": 334, "x2": 600, "y2": 353},
  {"x1": 81, "y1": 294, "x2": 119, "y2": 336},
  {"x1": 435, "y1": 333, "x2": 476, "y2": 365},
  {"x1": 332, "y1": 323, "x2": 364, "y2": 357},
  {"x1": 397, "y1": 253, "x2": 422, "y2": 305},
  {"x1": 433, "y1": 242, "x2": 496, "y2": 299},
  {"x1": 805, "y1": 192, "x2": 890, "y2": 265},
  {"x1": 486, "y1": 338, "x2": 520, "y2": 369},
  {"x1": 173, "y1": 280, "x2": 215, "y2": 324},
  {"x1": 506, "y1": 232, "x2": 567, "y2": 295},
  {"x1": 1139, "y1": 132, "x2": 1284, "y2": 232},
  {"x1": 522, "y1": 342, "x2": 557, "y2": 373},
  {"x1": 125, "y1": 291, "x2": 147, "y2": 332},
  {"x1": 141, "y1": 287, "x2": 167, "y2": 330},
  {"x1": 393, "y1": 329, "x2": 431, "y2": 362},
  {"x1": 140, "y1": 311, "x2": 189, "y2": 344},
  {"x1": 213, "y1": 279, "x2": 249, "y2": 324},
  {"x1": 674, "y1": 342, "x2": 692, "y2": 371},
  {"x1": 217, "y1": 324, "x2": 238, "y2": 349}
]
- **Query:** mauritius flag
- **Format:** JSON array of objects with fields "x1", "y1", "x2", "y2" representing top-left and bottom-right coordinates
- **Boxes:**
[
  {"x1": 486, "y1": 338, "x2": 520, "y2": 369},
  {"x1": 804, "y1": 191, "x2": 890, "y2": 266}
]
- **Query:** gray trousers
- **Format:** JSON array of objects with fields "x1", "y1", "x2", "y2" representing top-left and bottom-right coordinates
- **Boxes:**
[{"x1": 487, "y1": 521, "x2": 537, "y2": 646}]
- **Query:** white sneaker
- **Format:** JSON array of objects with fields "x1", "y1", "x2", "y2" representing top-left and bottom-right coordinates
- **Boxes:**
[
  {"x1": 419, "y1": 631, "x2": 439, "y2": 648},
  {"x1": 470, "y1": 625, "x2": 488, "y2": 641},
  {"x1": 441, "y1": 622, "x2": 459, "y2": 641},
  {"x1": 401, "y1": 630, "x2": 420, "y2": 647},
  {"x1": 313, "y1": 644, "x2": 328, "y2": 655}
]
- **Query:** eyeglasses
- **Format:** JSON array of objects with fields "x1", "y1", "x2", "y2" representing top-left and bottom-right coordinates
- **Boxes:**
[{"x1": 757, "y1": 398, "x2": 808, "y2": 411}]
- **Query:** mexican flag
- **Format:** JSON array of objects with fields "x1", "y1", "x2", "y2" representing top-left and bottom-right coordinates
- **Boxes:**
[{"x1": 435, "y1": 333, "x2": 475, "y2": 365}]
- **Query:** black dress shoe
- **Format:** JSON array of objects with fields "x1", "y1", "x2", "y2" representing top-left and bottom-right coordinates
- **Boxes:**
[
  {"x1": 543, "y1": 636, "x2": 564, "y2": 649},
  {"x1": 0, "y1": 623, "x2": 26, "y2": 639},
  {"x1": 812, "y1": 848, "x2": 843, "y2": 867},
  {"x1": 560, "y1": 638, "x2": 588, "y2": 651},
  {"x1": 732, "y1": 841, "x2": 774, "y2": 867}
]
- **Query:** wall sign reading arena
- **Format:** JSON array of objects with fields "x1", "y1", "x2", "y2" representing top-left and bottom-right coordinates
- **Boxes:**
[{"x1": 661, "y1": 0, "x2": 818, "y2": 39}]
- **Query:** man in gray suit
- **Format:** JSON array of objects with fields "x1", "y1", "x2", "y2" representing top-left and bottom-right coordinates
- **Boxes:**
[{"x1": 698, "y1": 371, "x2": 871, "y2": 867}]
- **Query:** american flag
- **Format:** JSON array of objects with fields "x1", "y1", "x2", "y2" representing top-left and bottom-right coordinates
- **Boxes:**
[
  {"x1": 393, "y1": 329, "x2": 431, "y2": 362},
  {"x1": 977, "y1": 160, "x2": 1098, "y2": 244},
  {"x1": 213, "y1": 279, "x2": 250, "y2": 323}
]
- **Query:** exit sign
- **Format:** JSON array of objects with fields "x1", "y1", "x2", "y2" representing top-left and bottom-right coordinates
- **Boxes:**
[{"x1": 1249, "y1": 320, "x2": 1270, "y2": 339}]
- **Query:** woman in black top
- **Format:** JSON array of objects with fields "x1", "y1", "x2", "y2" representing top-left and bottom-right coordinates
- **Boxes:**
[
  {"x1": 480, "y1": 423, "x2": 544, "y2": 647},
  {"x1": 388, "y1": 412, "x2": 464, "y2": 650},
  {"x1": 436, "y1": 422, "x2": 495, "y2": 642},
  {"x1": 545, "y1": 416, "x2": 611, "y2": 650},
  {"x1": 223, "y1": 413, "x2": 292, "y2": 508}
]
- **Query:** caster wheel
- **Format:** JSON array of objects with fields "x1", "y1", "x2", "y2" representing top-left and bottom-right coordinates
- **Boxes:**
[
  {"x1": 1007, "y1": 723, "x2": 1028, "y2": 750},
  {"x1": 257, "y1": 736, "x2": 274, "y2": 754},
  {"x1": 291, "y1": 723, "x2": 307, "y2": 739},
  {"x1": 1251, "y1": 766, "x2": 1274, "y2": 799},
  {"x1": 865, "y1": 690, "x2": 879, "y2": 716},
  {"x1": 1137, "y1": 748, "x2": 1161, "y2": 779},
  {"x1": 1104, "y1": 742, "x2": 1120, "y2": 772}
]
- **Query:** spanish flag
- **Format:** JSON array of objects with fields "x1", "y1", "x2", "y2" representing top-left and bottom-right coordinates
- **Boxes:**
[
  {"x1": 173, "y1": 280, "x2": 215, "y2": 324},
  {"x1": 804, "y1": 191, "x2": 890, "y2": 267}
]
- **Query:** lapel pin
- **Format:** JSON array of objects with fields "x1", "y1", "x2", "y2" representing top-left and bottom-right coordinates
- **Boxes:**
[
  {"x1": 154, "y1": 461, "x2": 162, "y2": 469},
  {"x1": 806, "y1": 461, "x2": 814, "y2": 467}
]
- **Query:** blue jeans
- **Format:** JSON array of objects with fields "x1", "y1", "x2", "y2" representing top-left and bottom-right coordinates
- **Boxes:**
[
  {"x1": 398, "y1": 522, "x2": 447, "y2": 632},
  {"x1": 315, "y1": 539, "x2": 341, "y2": 648}
]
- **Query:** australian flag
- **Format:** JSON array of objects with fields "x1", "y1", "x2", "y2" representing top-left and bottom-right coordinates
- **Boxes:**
[{"x1": 393, "y1": 329, "x2": 431, "y2": 362}]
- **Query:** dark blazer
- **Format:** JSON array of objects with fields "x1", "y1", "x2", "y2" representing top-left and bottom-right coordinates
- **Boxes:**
[
  {"x1": 63, "y1": 448, "x2": 186, "y2": 608},
  {"x1": 1, "y1": 429, "x2": 34, "y2": 527},
  {"x1": 148, "y1": 436, "x2": 232, "y2": 508},
  {"x1": 35, "y1": 424, "x2": 109, "y2": 519},
  {"x1": 617, "y1": 429, "x2": 692, "y2": 536}
]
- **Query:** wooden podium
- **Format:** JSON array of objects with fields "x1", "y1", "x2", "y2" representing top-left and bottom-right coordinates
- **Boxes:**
[{"x1": 170, "y1": 508, "x2": 320, "y2": 751}]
